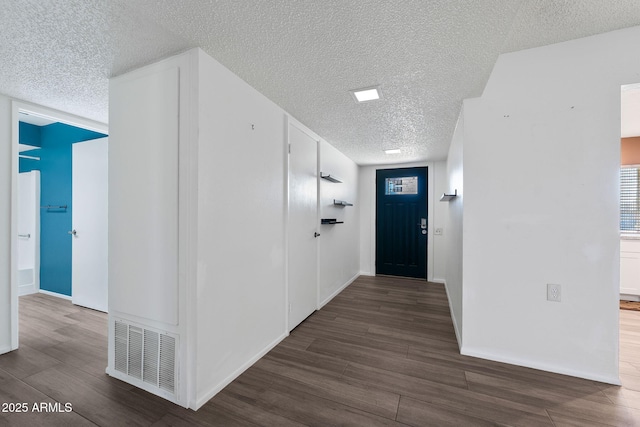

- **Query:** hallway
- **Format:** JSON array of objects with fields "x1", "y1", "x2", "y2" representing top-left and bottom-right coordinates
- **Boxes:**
[{"x1": 1, "y1": 276, "x2": 638, "y2": 425}]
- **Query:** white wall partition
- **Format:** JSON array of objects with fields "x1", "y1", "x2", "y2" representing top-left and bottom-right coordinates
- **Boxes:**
[
  {"x1": 444, "y1": 26, "x2": 640, "y2": 383},
  {"x1": 108, "y1": 52, "x2": 193, "y2": 407},
  {"x1": 110, "y1": 66, "x2": 180, "y2": 326},
  {"x1": 108, "y1": 48, "x2": 360, "y2": 410}
]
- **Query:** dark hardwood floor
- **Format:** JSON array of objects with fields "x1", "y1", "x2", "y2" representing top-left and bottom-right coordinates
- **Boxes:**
[{"x1": 1, "y1": 275, "x2": 639, "y2": 426}]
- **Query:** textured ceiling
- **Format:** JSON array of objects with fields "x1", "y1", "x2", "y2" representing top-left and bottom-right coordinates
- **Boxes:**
[{"x1": 2, "y1": 1, "x2": 640, "y2": 165}]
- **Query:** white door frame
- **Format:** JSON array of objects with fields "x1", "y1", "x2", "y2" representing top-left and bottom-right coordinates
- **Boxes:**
[
  {"x1": 365, "y1": 161, "x2": 436, "y2": 282},
  {"x1": 10, "y1": 100, "x2": 107, "y2": 350}
]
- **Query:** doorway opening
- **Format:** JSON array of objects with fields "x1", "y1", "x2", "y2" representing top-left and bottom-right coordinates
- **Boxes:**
[
  {"x1": 375, "y1": 167, "x2": 428, "y2": 279},
  {"x1": 10, "y1": 102, "x2": 108, "y2": 350},
  {"x1": 620, "y1": 83, "x2": 640, "y2": 299}
]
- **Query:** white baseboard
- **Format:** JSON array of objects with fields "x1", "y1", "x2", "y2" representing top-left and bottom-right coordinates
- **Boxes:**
[
  {"x1": 461, "y1": 346, "x2": 621, "y2": 386},
  {"x1": 19, "y1": 284, "x2": 37, "y2": 296},
  {"x1": 107, "y1": 367, "x2": 182, "y2": 406},
  {"x1": 195, "y1": 273, "x2": 359, "y2": 409},
  {"x1": 38, "y1": 289, "x2": 72, "y2": 301},
  {"x1": 0, "y1": 345, "x2": 13, "y2": 355},
  {"x1": 442, "y1": 279, "x2": 462, "y2": 350},
  {"x1": 319, "y1": 273, "x2": 359, "y2": 309},
  {"x1": 193, "y1": 332, "x2": 288, "y2": 410},
  {"x1": 359, "y1": 271, "x2": 375, "y2": 277}
]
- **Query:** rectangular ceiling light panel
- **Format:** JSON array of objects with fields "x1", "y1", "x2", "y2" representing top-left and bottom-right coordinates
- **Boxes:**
[{"x1": 351, "y1": 87, "x2": 380, "y2": 103}]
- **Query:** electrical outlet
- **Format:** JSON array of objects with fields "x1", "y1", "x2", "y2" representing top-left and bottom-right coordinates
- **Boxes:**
[
  {"x1": 547, "y1": 284, "x2": 561, "y2": 302},
  {"x1": 434, "y1": 228, "x2": 443, "y2": 235}
]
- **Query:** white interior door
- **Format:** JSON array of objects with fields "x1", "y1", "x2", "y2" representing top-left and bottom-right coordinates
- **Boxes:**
[
  {"x1": 288, "y1": 123, "x2": 318, "y2": 330},
  {"x1": 17, "y1": 170, "x2": 40, "y2": 295},
  {"x1": 72, "y1": 137, "x2": 108, "y2": 312}
]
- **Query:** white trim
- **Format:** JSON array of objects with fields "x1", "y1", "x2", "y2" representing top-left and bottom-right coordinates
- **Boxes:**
[
  {"x1": 319, "y1": 273, "x2": 359, "y2": 309},
  {"x1": 431, "y1": 278, "x2": 446, "y2": 284},
  {"x1": 283, "y1": 114, "x2": 291, "y2": 334},
  {"x1": 18, "y1": 283, "x2": 37, "y2": 296},
  {"x1": 0, "y1": 345, "x2": 12, "y2": 355},
  {"x1": 359, "y1": 271, "x2": 375, "y2": 277},
  {"x1": 177, "y1": 48, "x2": 199, "y2": 410},
  {"x1": 10, "y1": 104, "x2": 19, "y2": 350},
  {"x1": 193, "y1": 332, "x2": 288, "y2": 410},
  {"x1": 460, "y1": 346, "x2": 621, "y2": 386},
  {"x1": 315, "y1": 132, "x2": 321, "y2": 311},
  {"x1": 38, "y1": 289, "x2": 73, "y2": 301},
  {"x1": 13, "y1": 100, "x2": 108, "y2": 134},
  {"x1": 442, "y1": 279, "x2": 462, "y2": 350},
  {"x1": 620, "y1": 293, "x2": 640, "y2": 302}
]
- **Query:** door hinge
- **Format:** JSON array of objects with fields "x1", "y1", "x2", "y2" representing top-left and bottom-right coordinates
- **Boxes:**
[{"x1": 288, "y1": 143, "x2": 291, "y2": 154}]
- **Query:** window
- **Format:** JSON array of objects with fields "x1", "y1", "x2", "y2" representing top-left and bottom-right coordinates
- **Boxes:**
[
  {"x1": 385, "y1": 176, "x2": 418, "y2": 195},
  {"x1": 621, "y1": 166, "x2": 640, "y2": 232}
]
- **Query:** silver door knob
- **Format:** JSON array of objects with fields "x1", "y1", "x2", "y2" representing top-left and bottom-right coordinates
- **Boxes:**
[{"x1": 68, "y1": 229, "x2": 77, "y2": 236}]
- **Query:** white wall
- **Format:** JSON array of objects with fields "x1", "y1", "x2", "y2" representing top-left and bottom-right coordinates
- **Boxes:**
[
  {"x1": 0, "y1": 94, "x2": 12, "y2": 354},
  {"x1": 107, "y1": 47, "x2": 363, "y2": 410},
  {"x1": 449, "y1": 26, "x2": 640, "y2": 383},
  {"x1": 195, "y1": 49, "x2": 287, "y2": 406},
  {"x1": 108, "y1": 51, "x2": 195, "y2": 407},
  {"x1": 431, "y1": 161, "x2": 449, "y2": 283},
  {"x1": 109, "y1": 59, "x2": 182, "y2": 326},
  {"x1": 445, "y1": 110, "x2": 464, "y2": 347},
  {"x1": 359, "y1": 161, "x2": 447, "y2": 282},
  {"x1": 319, "y1": 140, "x2": 359, "y2": 306}
]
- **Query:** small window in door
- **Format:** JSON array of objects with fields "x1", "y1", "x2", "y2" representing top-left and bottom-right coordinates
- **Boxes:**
[{"x1": 385, "y1": 176, "x2": 419, "y2": 195}]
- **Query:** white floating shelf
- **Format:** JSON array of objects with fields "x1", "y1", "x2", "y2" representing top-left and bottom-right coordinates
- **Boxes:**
[
  {"x1": 440, "y1": 190, "x2": 458, "y2": 202},
  {"x1": 320, "y1": 173, "x2": 342, "y2": 183}
]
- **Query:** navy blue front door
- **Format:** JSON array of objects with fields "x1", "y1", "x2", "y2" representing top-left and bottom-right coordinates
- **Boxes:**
[{"x1": 376, "y1": 167, "x2": 427, "y2": 278}]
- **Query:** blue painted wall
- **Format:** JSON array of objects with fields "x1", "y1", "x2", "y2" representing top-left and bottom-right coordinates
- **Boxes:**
[
  {"x1": 24, "y1": 122, "x2": 106, "y2": 296},
  {"x1": 19, "y1": 122, "x2": 41, "y2": 146},
  {"x1": 19, "y1": 122, "x2": 42, "y2": 173}
]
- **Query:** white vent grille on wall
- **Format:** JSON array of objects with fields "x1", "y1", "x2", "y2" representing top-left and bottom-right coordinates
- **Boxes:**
[{"x1": 114, "y1": 320, "x2": 176, "y2": 395}]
